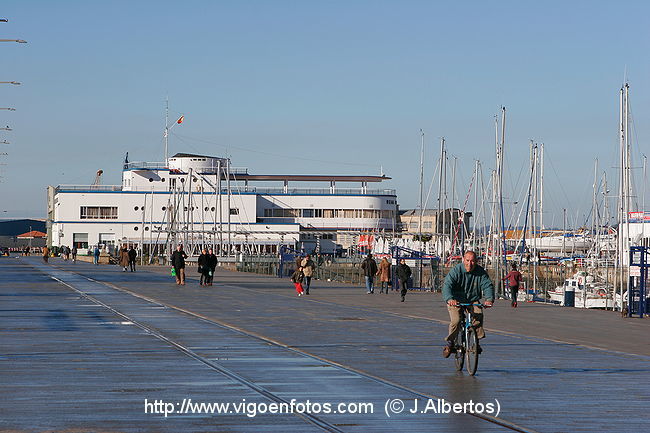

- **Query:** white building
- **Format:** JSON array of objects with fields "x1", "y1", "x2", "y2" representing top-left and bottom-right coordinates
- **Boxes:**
[{"x1": 47, "y1": 153, "x2": 398, "y2": 256}]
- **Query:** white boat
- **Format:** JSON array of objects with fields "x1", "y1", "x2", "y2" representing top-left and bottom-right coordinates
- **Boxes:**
[
  {"x1": 524, "y1": 233, "x2": 593, "y2": 253},
  {"x1": 547, "y1": 271, "x2": 616, "y2": 309}
]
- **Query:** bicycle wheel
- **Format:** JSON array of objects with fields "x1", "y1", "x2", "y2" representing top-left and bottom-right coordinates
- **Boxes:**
[
  {"x1": 454, "y1": 331, "x2": 465, "y2": 371},
  {"x1": 465, "y1": 327, "x2": 479, "y2": 375}
]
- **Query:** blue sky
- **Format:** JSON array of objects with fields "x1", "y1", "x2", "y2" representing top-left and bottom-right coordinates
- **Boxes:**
[{"x1": 1, "y1": 0, "x2": 649, "y2": 228}]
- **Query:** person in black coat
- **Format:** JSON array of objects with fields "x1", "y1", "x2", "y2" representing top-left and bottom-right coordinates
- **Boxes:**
[
  {"x1": 128, "y1": 246, "x2": 137, "y2": 272},
  {"x1": 361, "y1": 254, "x2": 378, "y2": 294},
  {"x1": 197, "y1": 249, "x2": 211, "y2": 286},
  {"x1": 396, "y1": 259, "x2": 412, "y2": 302},
  {"x1": 206, "y1": 248, "x2": 218, "y2": 286},
  {"x1": 170, "y1": 244, "x2": 188, "y2": 285}
]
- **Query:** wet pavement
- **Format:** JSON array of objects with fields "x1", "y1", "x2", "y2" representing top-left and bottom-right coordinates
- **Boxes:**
[{"x1": 1, "y1": 256, "x2": 649, "y2": 432}]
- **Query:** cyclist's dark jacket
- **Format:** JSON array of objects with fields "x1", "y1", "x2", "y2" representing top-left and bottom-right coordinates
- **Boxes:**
[{"x1": 442, "y1": 263, "x2": 495, "y2": 303}]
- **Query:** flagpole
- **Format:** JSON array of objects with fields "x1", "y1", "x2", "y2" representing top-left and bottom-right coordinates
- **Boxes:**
[
  {"x1": 163, "y1": 98, "x2": 184, "y2": 165},
  {"x1": 164, "y1": 98, "x2": 169, "y2": 164}
]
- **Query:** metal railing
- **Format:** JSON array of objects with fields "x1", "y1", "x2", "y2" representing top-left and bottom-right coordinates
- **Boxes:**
[
  {"x1": 56, "y1": 185, "x2": 123, "y2": 192},
  {"x1": 124, "y1": 162, "x2": 168, "y2": 170},
  {"x1": 235, "y1": 187, "x2": 396, "y2": 196},
  {"x1": 55, "y1": 184, "x2": 397, "y2": 196}
]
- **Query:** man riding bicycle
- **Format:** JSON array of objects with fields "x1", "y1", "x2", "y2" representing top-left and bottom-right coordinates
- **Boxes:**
[{"x1": 442, "y1": 251, "x2": 494, "y2": 358}]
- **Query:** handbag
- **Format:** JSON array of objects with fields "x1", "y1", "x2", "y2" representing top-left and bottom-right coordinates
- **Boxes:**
[{"x1": 171, "y1": 267, "x2": 176, "y2": 277}]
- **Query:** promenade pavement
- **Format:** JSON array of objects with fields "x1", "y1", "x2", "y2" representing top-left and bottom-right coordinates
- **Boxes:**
[{"x1": 1, "y1": 256, "x2": 648, "y2": 432}]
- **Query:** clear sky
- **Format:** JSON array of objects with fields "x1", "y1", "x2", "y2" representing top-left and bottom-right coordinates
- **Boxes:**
[{"x1": 1, "y1": 0, "x2": 649, "y2": 229}]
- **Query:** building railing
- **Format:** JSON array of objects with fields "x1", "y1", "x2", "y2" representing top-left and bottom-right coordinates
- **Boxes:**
[
  {"x1": 56, "y1": 185, "x2": 123, "y2": 192},
  {"x1": 123, "y1": 162, "x2": 168, "y2": 170},
  {"x1": 55, "y1": 185, "x2": 397, "y2": 196},
  {"x1": 234, "y1": 187, "x2": 396, "y2": 196},
  {"x1": 122, "y1": 162, "x2": 249, "y2": 175}
]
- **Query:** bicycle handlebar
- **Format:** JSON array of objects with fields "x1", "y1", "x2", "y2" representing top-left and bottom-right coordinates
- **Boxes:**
[{"x1": 457, "y1": 303, "x2": 484, "y2": 308}]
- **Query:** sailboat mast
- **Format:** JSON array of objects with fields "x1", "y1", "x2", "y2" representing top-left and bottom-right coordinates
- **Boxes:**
[
  {"x1": 164, "y1": 98, "x2": 169, "y2": 163},
  {"x1": 592, "y1": 158, "x2": 598, "y2": 257},
  {"x1": 641, "y1": 155, "x2": 648, "y2": 246},
  {"x1": 624, "y1": 83, "x2": 631, "y2": 310},
  {"x1": 498, "y1": 107, "x2": 508, "y2": 296},
  {"x1": 539, "y1": 143, "x2": 544, "y2": 231},
  {"x1": 437, "y1": 137, "x2": 444, "y2": 256},
  {"x1": 472, "y1": 160, "x2": 479, "y2": 251},
  {"x1": 419, "y1": 129, "x2": 424, "y2": 246}
]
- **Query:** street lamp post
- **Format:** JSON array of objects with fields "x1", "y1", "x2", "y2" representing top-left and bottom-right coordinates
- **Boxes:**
[
  {"x1": 0, "y1": 108, "x2": 16, "y2": 111},
  {"x1": 0, "y1": 39, "x2": 27, "y2": 43},
  {"x1": 0, "y1": 81, "x2": 20, "y2": 85},
  {"x1": 0, "y1": 127, "x2": 12, "y2": 131}
]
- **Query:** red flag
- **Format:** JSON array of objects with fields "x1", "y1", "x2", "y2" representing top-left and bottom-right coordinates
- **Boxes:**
[{"x1": 176, "y1": 115, "x2": 184, "y2": 124}]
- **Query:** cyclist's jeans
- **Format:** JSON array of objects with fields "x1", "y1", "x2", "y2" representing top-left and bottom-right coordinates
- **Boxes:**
[{"x1": 446, "y1": 304, "x2": 485, "y2": 343}]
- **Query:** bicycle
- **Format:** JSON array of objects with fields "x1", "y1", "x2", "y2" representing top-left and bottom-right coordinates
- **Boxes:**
[{"x1": 453, "y1": 303, "x2": 483, "y2": 375}]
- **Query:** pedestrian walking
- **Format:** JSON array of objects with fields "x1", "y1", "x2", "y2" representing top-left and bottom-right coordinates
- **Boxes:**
[
  {"x1": 170, "y1": 244, "x2": 188, "y2": 285},
  {"x1": 128, "y1": 246, "x2": 137, "y2": 272},
  {"x1": 71, "y1": 245, "x2": 77, "y2": 263},
  {"x1": 206, "y1": 248, "x2": 218, "y2": 286},
  {"x1": 377, "y1": 257, "x2": 391, "y2": 293},
  {"x1": 300, "y1": 254, "x2": 316, "y2": 295},
  {"x1": 503, "y1": 262, "x2": 523, "y2": 308},
  {"x1": 42, "y1": 246, "x2": 49, "y2": 263},
  {"x1": 93, "y1": 245, "x2": 100, "y2": 265},
  {"x1": 361, "y1": 254, "x2": 378, "y2": 294},
  {"x1": 119, "y1": 245, "x2": 129, "y2": 272},
  {"x1": 396, "y1": 258, "x2": 412, "y2": 302},
  {"x1": 197, "y1": 248, "x2": 211, "y2": 286},
  {"x1": 290, "y1": 266, "x2": 305, "y2": 296}
]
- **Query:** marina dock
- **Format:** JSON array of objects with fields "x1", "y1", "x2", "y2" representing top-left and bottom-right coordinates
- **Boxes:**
[{"x1": 2, "y1": 256, "x2": 648, "y2": 432}]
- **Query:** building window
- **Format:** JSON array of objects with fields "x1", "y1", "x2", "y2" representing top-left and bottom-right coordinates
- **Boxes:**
[
  {"x1": 286, "y1": 209, "x2": 300, "y2": 217},
  {"x1": 409, "y1": 222, "x2": 418, "y2": 228},
  {"x1": 302, "y1": 209, "x2": 314, "y2": 218},
  {"x1": 80, "y1": 206, "x2": 118, "y2": 220},
  {"x1": 323, "y1": 209, "x2": 334, "y2": 218},
  {"x1": 98, "y1": 233, "x2": 115, "y2": 247},
  {"x1": 73, "y1": 233, "x2": 88, "y2": 249},
  {"x1": 230, "y1": 208, "x2": 239, "y2": 215},
  {"x1": 314, "y1": 209, "x2": 323, "y2": 218},
  {"x1": 423, "y1": 222, "x2": 432, "y2": 229}
]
